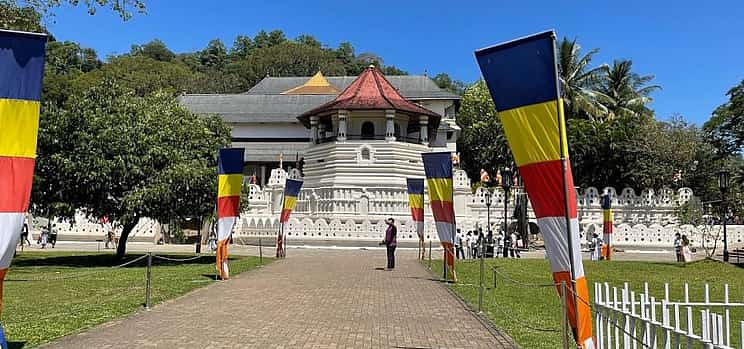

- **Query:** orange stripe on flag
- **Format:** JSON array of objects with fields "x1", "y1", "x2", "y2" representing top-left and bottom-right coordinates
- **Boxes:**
[{"x1": 553, "y1": 272, "x2": 594, "y2": 348}]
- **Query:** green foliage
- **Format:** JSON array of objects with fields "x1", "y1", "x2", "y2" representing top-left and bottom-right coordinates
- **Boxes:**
[
  {"x1": 130, "y1": 39, "x2": 175, "y2": 62},
  {"x1": 72, "y1": 55, "x2": 196, "y2": 96},
  {"x1": 5, "y1": 251, "x2": 265, "y2": 347},
  {"x1": 704, "y1": 79, "x2": 744, "y2": 157},
  {"x1": 432, "y1": 73, "x2": 467, "y2": 95},
  {"x1": 33, "y1": 80, "x2": 230, "y2": 257},
  {"x1": 0, "y1": 0, "x2": 46, "y2": 32},
  {"x1": 456, "y1": 80, "x2": 510, "y2": 182},
  {"x1": 11, "y1": 0, "x2": 145, "y2": 20}
]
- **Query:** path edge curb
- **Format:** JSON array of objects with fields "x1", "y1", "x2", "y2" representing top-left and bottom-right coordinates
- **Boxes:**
[{"x1": 418, "y1": 260, "x2": 521, "y2": 349}]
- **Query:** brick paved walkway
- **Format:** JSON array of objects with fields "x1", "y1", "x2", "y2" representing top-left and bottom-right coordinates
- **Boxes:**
[{"x1": 42, "y1": 249, "x2": 516, "y2": 348}]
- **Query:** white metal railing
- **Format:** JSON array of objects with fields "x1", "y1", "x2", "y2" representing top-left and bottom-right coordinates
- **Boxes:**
[{"x1": 593, "y1": 282, "x2": 744, "y2": 349}]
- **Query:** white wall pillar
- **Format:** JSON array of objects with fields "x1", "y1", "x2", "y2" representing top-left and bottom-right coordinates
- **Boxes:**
[
  {"x1": 419, "y1": 115, "x2": 429, "y2": 144},
  {"x1": 310, "y1": 115, "x2": 319, "y2": 144},
  {"x1": 337, "y1": 110, "x2": 347, "y2": 142},
  {"x1": 385, "y1": 109, "x2": 395, "y2": 141}
]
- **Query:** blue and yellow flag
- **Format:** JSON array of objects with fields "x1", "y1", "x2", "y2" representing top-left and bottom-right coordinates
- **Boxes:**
[
  {"x1": 0, "y1": 29, "x2": 47, "y2": 346},
  {"x1": 475, "y1": 30, "x2": 593, "y2": 348},
  {"x1": 421, "y1": 152, "x2": 456, "y2": 282},
  {"x1": 216, "y1": 147, "x2": 244, "y2": 280}
]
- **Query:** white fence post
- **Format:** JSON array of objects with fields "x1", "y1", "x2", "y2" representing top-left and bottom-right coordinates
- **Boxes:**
[{"x1": 593, "y1": 282, "x2": 742, "y2": 349}]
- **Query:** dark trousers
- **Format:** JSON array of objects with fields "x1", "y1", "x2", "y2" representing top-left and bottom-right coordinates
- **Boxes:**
[
  {"x1": 386, "y1": 245, "x2": 396, "y2": 269},
  {"x1": 456, "y1": 246, "x2": 464, "y2": 259}
]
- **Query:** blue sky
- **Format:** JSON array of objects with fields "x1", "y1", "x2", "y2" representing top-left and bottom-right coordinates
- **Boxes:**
[{"x1": 46, "y1": 0, "x2": 744, "y2": 125}]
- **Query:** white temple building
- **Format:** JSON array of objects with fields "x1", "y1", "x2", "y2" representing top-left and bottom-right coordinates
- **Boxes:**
[{"x1": 34, "y1": 66, "x2": 744, "y2": 249}]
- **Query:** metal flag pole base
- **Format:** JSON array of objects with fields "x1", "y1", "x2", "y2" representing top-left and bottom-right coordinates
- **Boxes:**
[{"x1": 145, "y1": 252, "x2": 152, "y2": 310}]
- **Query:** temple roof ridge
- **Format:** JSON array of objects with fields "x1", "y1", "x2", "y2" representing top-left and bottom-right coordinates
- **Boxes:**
[{"x1": 298, "y1": 66, "x2": 441, "y2": 122}]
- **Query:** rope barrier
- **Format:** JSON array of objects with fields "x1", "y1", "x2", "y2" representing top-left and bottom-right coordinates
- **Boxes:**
[
  {"x1": 6, "y1": 254, "x2": 149, "y2": 282},
  {"x1": 152, "y1": 255, "x2": 204, "y2": 262},
  {"x1": 110, "y1": 254, "x2": 149, "y2": 269},
  {"x1": 490, "y1": 266, "x2": 559, "y2": 288}
]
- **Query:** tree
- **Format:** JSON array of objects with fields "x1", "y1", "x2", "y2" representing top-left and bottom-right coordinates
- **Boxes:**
[
  {"x1": 72, "y1": 55, "x2": 195, "y2": 96},
  {"x1": 557, "y1": 38, "x2": 608, "y2": 120},
  {"x1": 295, "y1": 34, "x2": 321, "y2": 48},
  {"x1": 130, "y1": 39, "x2": 175, "y2": 62},
  {"x1": 0, "y1": 0, "x2": 46, "y2": 32},
  {"x1": 33, "y1": 80, "x2": 231, "y2": 258},
  {"x1": 254, "y1": 29, "x2": 286, "y2": 49},
  {"x1": 198, "y1": 39, "x2": 228, "y2": 70},
  {"x1": 229, "y1": 41, "x2": 347, "y2": 89},
  {"x1": 598, "y1": 59, "x2": 660, "y2": 119},
  {"x1": 230, "y1": 35, "x2": 254, "y2": 60},
  {"x1": 432, "y1": 73, "x2": 467, "y2": 95},
  {"x1": 456, "y1": 80, "x2": 510, "y2": 182},
  {"x1": 3, "y1": 0, "x2": 145, "y2": 21},
  {"x1": 704, "y1": 80, "x2": 744, "y2": 157}
]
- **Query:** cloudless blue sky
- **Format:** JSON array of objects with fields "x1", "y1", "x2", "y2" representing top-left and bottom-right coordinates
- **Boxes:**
[{"x1": 47, "y1": 0, "x2": 744, "y2": 125}]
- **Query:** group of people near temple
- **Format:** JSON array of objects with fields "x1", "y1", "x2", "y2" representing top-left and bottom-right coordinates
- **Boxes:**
[{"x1": 454, "y1": 228, "x2": 522, "y2": 259}]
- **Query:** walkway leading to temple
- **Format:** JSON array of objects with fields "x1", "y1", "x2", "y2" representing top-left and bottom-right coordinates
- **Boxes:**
[{"x1": 41, "y1": 249, "x2": 516, "y2": 348}]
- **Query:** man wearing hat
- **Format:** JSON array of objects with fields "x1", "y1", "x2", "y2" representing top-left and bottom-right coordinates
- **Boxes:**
[{"x1": 380, "y1": 218, "x2": 398, "y2": 270}]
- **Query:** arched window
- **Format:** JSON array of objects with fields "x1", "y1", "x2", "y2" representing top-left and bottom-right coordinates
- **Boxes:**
[{"x1": 361, "y1": 121, "x2": 375, "y2": 140}]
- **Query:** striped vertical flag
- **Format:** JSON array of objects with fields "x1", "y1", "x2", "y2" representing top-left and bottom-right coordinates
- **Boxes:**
[
  {"x1": 406, "y1": 178, "x2": 425, "y2": 239},
  {"x1": 601, "y1": 193, "x2": 612, "y2": 260},
  {"x1": 278, "y1": 179, "x2": 302, "y2": 258},
  {"x1": 421, "y1": 152, "x2": 456, "y2": 282},
  {"x1": 216, "y1": 148, "x2": 244, "y2": 280},
  {"x1": 0, "y1": 29, "x2": 47, "y2": 345},
  {"x1": 476, "y1": 30, "x2": 594, "y2": 348}
]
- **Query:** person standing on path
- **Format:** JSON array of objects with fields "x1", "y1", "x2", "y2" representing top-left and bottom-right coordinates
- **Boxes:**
[
  {"x1": 590, "y1": 233, "x2": 603, "y2": 261},
  {"x1": 380, "y1": 218, "x2": 397, "y2": 270}
]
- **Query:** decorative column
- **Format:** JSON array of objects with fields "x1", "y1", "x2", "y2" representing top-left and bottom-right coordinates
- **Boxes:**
[
  {"x1": 310, "y1": 115, "x2": 319, "y2": 144},
  {"x1": 419, "y1": 115, "x2": 429, "y2": 144},
  {"x1": 318, "y1": 123, "x2": 326, "y2": 141},
  {"x1": 337, "y1": 110, "x2": 347, "y2": 142},
  {"x1": 385, "y1": 109, "x2": 396, "y2": 141}
]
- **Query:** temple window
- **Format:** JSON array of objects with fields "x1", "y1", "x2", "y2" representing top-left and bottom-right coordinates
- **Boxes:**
[{"x1": 361, "y1": 121, "x2": 375, "y2": 140}]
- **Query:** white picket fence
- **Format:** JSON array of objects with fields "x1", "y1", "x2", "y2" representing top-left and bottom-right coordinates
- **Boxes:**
[{"x1": 593, "y1": 282, "x2": 744, "y2": 349}]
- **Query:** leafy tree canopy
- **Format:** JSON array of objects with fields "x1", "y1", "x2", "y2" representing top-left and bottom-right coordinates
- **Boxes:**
[{"x1": 34, "y1": 80, "x2": 230, "y2": 258}]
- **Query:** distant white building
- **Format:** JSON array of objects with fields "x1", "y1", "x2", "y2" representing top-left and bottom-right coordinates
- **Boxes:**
[{"x1": 179, "y1": 69, "x2": 460, "y2": 186}]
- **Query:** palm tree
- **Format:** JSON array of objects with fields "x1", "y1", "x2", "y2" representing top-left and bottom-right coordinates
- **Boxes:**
[
  {"x1": 557, "y1": 38, "x2": 609, "y2": 120},
  {"x1": 599, "y1": 59, "x2": 661, "y2": 119}
]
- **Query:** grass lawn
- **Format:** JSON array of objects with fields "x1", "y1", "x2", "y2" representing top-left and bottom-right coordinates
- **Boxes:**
[
  {"x1": 3, "y1": 251, "x2": 266, "y2": 348},
  {"x1": 430, "y1": 258, "x2": 744, "y2": 349}
]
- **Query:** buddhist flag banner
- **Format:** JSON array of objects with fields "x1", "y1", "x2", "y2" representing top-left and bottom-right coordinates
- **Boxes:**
[
  {"x1": 475, "y1": 31, "x2": 594, "y2": 348},
  {"x1": 421, "y1": 152, "x2": 456, "y2": 282},
  {"x1": 217, "y1": 148, "x2": 244, "y2": 280},
  {"x1": 277, "y1": 179, "x2": 303, "y2": 257},
  {"x1": 601, "y1": 193, "x2": 612, "y2": 260},
  {"x1": 0, "y1": 29, "x2": 47, "y2": 345},
  {"x1": 406, "y1": 178, "x2": 425, "y2": 238}
]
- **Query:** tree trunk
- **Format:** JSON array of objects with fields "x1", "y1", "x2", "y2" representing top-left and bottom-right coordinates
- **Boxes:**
[{"x1": 116, "y1": 218, "x2": 139, "y2": 260}]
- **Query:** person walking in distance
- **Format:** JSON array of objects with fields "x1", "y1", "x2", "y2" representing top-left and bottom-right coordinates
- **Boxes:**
[
  {"x1": 380, "y1": 218, "x2": 397, "y2": 270},
  {"x1": 455, "y1": 229, "x2": 465, "y2": 259},
  {"x1": 20, "y1": 219, "x2": 31, "y2": 247},
  {"x1": 673, "y1": 232, "x2": 683, "y2": 262}
]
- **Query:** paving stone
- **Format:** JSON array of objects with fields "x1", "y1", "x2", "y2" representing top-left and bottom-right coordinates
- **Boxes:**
[{"x1": 41, "y1": 249, "x2": 516, "y2": 348}]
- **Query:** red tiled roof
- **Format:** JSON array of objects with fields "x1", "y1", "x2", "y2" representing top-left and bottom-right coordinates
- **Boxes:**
[{"x1": 298, "y1": 66, "x2": 441, "y2": 121}]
